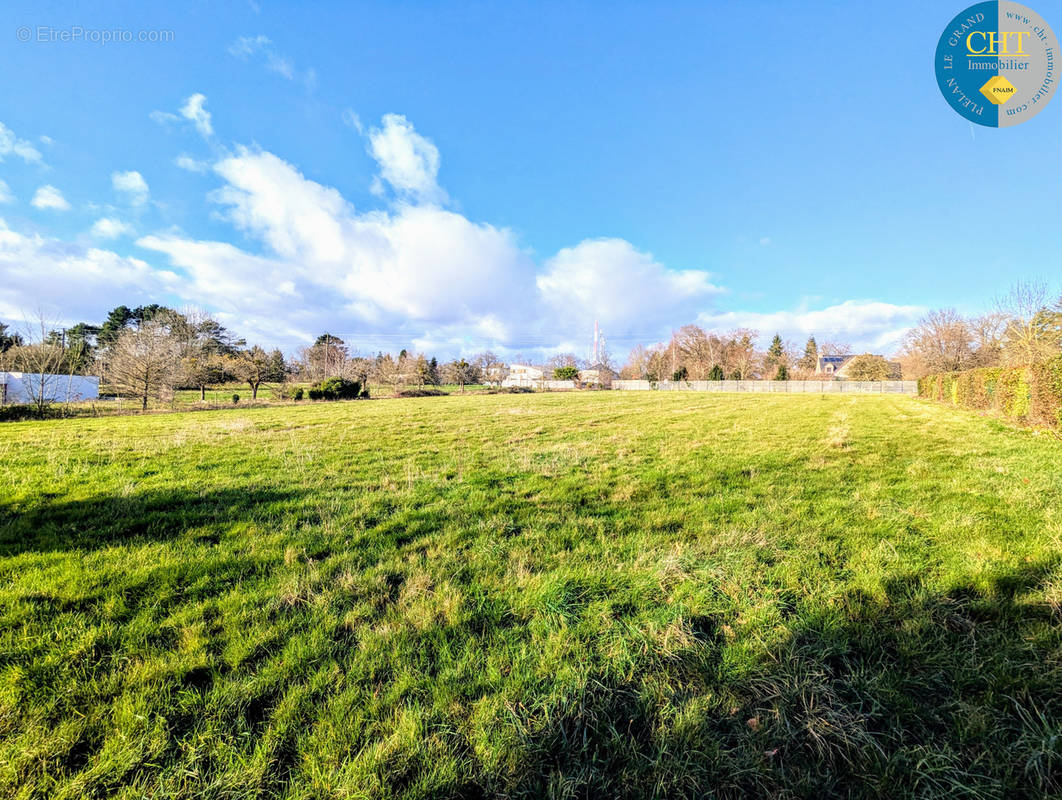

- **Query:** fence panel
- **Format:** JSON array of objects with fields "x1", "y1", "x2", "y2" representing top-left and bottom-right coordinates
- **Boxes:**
[{"x1": 609, "y1": 380, "x2": 916, "y2": 395}]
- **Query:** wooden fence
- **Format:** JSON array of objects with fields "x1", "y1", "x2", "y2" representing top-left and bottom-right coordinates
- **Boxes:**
[{"x1": 611, "y1": 380, "x2": 917, "y2": 394}]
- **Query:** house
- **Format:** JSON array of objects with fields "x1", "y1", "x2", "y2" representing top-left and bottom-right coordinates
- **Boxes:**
[
  {"x1": 0, "y1": 372, "x2": 100, "y2": 405},
  {"x1": 577, "y1": 368, "x2": 616, "y2": 387},
  {"x1": 815, "y1": 355, "x2": 850, "y2": 376},
  {"x1": 501, "y1": 364, "x2": 544, "y2": 387},
  {"x1": 815, "y1": 355, "x2": 901, "y2": 380}
]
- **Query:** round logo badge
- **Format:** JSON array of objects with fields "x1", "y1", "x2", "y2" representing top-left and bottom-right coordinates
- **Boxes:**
[{"x1": 935, "y1": 2, "x2": 1057, "y2": 126}]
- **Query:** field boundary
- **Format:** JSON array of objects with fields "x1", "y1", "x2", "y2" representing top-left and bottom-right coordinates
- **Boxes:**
[{"x1": 612, "y1": 379, "x2": 917, "y2": 394}]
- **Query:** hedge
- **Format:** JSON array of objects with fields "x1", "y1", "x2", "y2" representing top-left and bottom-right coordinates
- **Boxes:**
[
  {"x1": 307, "y1": 378, "x2": 368, "y2": 401},
  {"x1": 917, "y1": 354, "x2": 1062, "y2": 427}
]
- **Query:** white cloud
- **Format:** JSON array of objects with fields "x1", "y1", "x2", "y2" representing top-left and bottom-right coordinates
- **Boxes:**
[
  {"x1": 0, "y1": 110, "x2": 919, "y2": 359},
  {"x1": 175, "y1": 154, "x2": 209, "y2": 172},
  {"x1": 367, "y1": 114, "x2": 446, "y2": 204},
  {"x1": 90, "y1": 217, "x2": 134, "y2": 239},
  {"x1": 151, "y1": 94, "x2": 214, "y2": 137},
  {"x1": 111, "y1": 170, "x2": 150, "y2": 206},
  {"x1": 538, "y1": 238, "x2": 723, "y2": 336},
  {"x1": 198, "y1": 147, "x2": 534, "y2": 328},
  {"x1": 228, "y1": 35, "x2": 313, "y2": 84},
  {"x1": 141, "y1": 139, "x2": 733, "y2": 351},
  {"x1": 759, "y1": 236, "x2": 772, "y2": 247},
  {"x1": 697, "y1": 299, "x2": 925, "y2": 353},
  {"x1": 0, "y1": 122, "x2": 43, "y2": 164},
  {"x1": 180, "y1": 94, "x2": 213, "y2": 137},
  {"x1": 0, "y1": 218, "x2": 175, "y2": 322},
  {"x1": 0, "y1": 180, "x2": 13, "y2": 204},
  {"x1": 342, "y1": 109, "x2": 363, "y2": 133},
  {"x1": 31, "y1": 185, "x2": 70, "y2": 211},
  {"x1": 228, "y1": 34, "x2": 270, "y2": 59}
]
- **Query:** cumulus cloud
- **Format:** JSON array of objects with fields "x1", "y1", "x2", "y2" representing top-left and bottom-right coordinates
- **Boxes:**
[
  {"x1": 367, "y1": 114, "x2": 446, "y2": 204},
  {"x1": 538, "y1": 239, "x2": 722, "y2": 336},
  {"x1": 0, "y1": 219, "x2": 175, "y2": 322},
  {"x1": 0, "y1": 180, "x2": 13, "y2": 204},
  {"x1": 137, "y1": 132, "x2": 731, "y2": 353},
  {"x1": 111, "y1": 170, "x2": 150, "y2": 206},
  {"x1": 151, "y1": 93, "x2": 214, "y2": 138},
  {"x1": 144, "y1": 146, "x2": 535, "y2": 340},
  {"x1": 180, "y1": 94, "x2": 213, "y2": 137},
  {"x1": 31, "y1": 185, "x2": 70, "y2": 211},
  {"x1": 0, "y1": 122, "x2": 43, "y2": 164},
  {"x1": 2, "y1": 108, "x2": 917, "y2": 358},
  {"x1": 697, "y1": 299, "x2": 925, "y2": 353},
  {"x1": 90, "y1": 217, "x2": 134, "y2": 239}
]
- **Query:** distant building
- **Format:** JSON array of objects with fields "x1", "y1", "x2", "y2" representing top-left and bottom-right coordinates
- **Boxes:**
[
  {"x1": 0, "y1": 372, "x2": 100, "y2": 404},
  {"x1": 815, "y1": 355, "x2": 901, "y2": 380},
  {"x1": 501, "y1": 364, "x2": 544, "y2": 387},
  {"x1": 577, "y1": 368, "x2": 616, "y2": 387}
]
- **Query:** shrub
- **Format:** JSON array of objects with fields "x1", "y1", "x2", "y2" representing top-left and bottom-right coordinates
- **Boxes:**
[
  {"x1": 553, "y1": 366, "x2": 579, "y2": 380},
  {"x1": 672, "y1": 366, "x2": 688, "y2": 381},
  {"x1": 231, "y1": 394, "x2": 240, "y2": 405},
  {"x1": 275, "y1": 383, "x2": 304, "y2": 402},
  {"x1": 918, "y1": 355, "x2": 1062, "y2": 427},
  {"x1": 708, "y1": 364, "x2": 725, "y2": 381},
  {"x1": 308, "y1": 377, "x2": 362, "y2": 401},
  {"x1": 0, "y1": 404, "x2": 41, "y2": 422}
]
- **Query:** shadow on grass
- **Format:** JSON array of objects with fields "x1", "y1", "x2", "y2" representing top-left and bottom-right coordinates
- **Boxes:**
[
  {"x1": 489, "y1": 559, "x2": 1062, "y2": 800},
  {"x1": 0, "y1": 486, "x2": 306, "y2": 556}
]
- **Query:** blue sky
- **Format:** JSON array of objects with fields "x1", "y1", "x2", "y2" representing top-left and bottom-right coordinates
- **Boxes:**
[{"x1": 0, "y1": 0, "x2": 1059, "y2": 359}]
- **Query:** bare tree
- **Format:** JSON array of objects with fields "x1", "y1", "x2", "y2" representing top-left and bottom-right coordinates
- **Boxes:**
[
  {"x1": 473, "y1": 351, "x2": 506, "y2": 386},
  {"x1": 725, "y1": 329, "x2": 760, "y2": 379},
  {"x1": 969, "y1": 312, "x2": 1007, "y2": 367},
  {"x1": 620, "y1": 344, "x2": 651, "y2": 379},
  {"x1": 104, "y1": 321, "x2": 181, "y2": 410},
  {"x1": 997, "y1": 279, "x2": 1062, "y2": 365},
  {"x1": 818, "y1": 339, "x2": 853, "y2": 357},
  {"x1": 372, "y1": 353, "x2": 404, "y2": 393},
  {"x1": 900, "y1": 309, "x2": 975, "y2": 375},
  {"x1": 8, "y1": 313, "x2": 68, "y2": 415}
]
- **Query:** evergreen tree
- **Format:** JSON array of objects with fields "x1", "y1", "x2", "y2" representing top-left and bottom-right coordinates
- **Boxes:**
[
  {"x1": 798, "y1": 335, "x2": 818, "y2": 372},
  {"x1": 708, "y1": 364, "x2": 724, "y2": 380},
  {"x1": 0, "y1": 322, "x2": 23, "y2": 352},
  {"x1": 766, "y1": 333, "x2": 784, "y2": 368},
  {"x1": 98, "y1": 305, "x2": 134, "y2": 347},
  {"x1": 774, "y1": 364, "x2": 789, "y2": 381}
]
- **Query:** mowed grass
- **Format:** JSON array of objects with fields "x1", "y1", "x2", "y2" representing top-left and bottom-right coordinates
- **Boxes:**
[{"x1": 1, "y1": 393, "x2": 1061, "y2": 799}]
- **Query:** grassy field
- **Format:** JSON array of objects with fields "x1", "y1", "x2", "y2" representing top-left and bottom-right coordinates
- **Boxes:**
[
  {"x1": 73, "y1": 384, "x2": 493, "y2": 413},
  {"x1": 1, "y1": 392, "x2": 1060, "y2": 799}
]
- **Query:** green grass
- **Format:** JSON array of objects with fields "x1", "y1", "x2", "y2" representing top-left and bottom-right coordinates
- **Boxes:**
[{"x1": 1, "y1": 393, "x2": 1060, "y2": 799}]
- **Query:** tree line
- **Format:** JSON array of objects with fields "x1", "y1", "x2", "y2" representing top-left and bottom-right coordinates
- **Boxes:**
[
  {"x1": 0, "y1": 306, "x2": 517, "y2": 411},
  {"x1": 617, "y1": 328, "x2": 898, "y2": 381},
  {"x1": 897, "y1": 280, "x2": 1062, "y2": 377},
  {"x1": 2, "y1": 280, "x2": 1058, "y2": 411},
  {"x1": 616, "y1": 281, "x2": 1062, "y2": 382}
]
